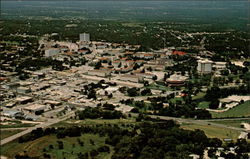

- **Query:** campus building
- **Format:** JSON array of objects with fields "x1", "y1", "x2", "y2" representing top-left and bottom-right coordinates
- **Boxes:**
[{"x1": 197, "y1": 59, "x2": 213, "y2": 74}]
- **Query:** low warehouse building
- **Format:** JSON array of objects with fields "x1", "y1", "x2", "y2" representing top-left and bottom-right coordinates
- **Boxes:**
[
  {"x1": 2, "y1": 110, "x2": 24, "y2": 118},
  {"x1": 23, "y1": 104, "x2": 47, "y2": 114}
]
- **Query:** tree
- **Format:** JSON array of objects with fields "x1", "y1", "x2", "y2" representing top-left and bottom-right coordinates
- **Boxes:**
[
  {"x1": 57, "y1": 141, "x2": 64, "y2": 149},
  {"x1": 141, "y1": 88, "x2": 152, "y2": 96},
  {"x1": 143, "y1": 81, "x2": 149, "y2": 86},
  {"x1": 220, "y1": 69, "x2": 229, "y2": 76},
  {"x1": 208, "y1": 138, "x2": 222, "y2": 147},
  {"x1": 209, "y1": 99, "x2": 220, "y2": 109},
  {"x1": 133, "y1": 63, "x2": 140, "y2": 70},
  {"x1": 127, "y1": 87, "x2": 139, "y2": 97},
  {"x1": 118, "y1": 62, "x2": 122, "y2": 68},
  {"x1": 147, "y1": 67, "x2": 153, "y2": 72},
  {"x1": 87, "y1": 90, "x2": 96, "y2": 99},
  {"x1": 108, "y1": 61, "x2": 112, "y2": 65},
  {"x1": 130, "y1": 107, "x2": 139, "y2": 113},
  {"x1": 152, "y1": 75, "x2": 158, "y2": 81},
  {"x1": 205, "y1": 86, "x2": 220, "y2": 101},
  {"x1": 97, "y1": 146, "x2": 110, "y2": 152},
  {"x1": 108, "y1": 93, "x2": 113, "y2": 99},
  {"x1": 103, "y1": 103, "x2": 115, "y2": 110},
  {"x1": 163, "y1": 73, "x2": 169, "y2": 81},
  {"x1": 94, "y1": 61, "x2": 102, "y2": 69}
]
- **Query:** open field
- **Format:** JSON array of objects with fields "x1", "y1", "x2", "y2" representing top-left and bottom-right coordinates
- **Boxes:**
[
  {"x1": 180, "y1": 123, "x2": 240, "y2": 141},
  {"x1": 211, "y1": 101, "x2": 250, "y2": 118},
  {"x1": 0, "y1": 130, "x2": 23, "y2": 140},
  {"x1": 0, "y1": 134, "x2": 112, "y2": 159}
]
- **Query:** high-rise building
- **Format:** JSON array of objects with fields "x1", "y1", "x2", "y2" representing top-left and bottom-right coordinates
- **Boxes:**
[
  {"x1": 197, "y1": 59, "x2": 213, "y2": 74},
  {"x1": 79, "y1": 33, "x2": 90, "y2": 42}
]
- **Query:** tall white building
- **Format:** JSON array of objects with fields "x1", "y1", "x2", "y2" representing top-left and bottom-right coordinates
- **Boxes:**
[
  {"x1": 79, "y1": 33, "x2": 90, "y2": 42},
  {"x1": 197, "y1": 59, "x2": 213, "y2": 74}
]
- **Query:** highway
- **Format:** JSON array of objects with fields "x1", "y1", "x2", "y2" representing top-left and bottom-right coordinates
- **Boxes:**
[
  {"x1": 0, "y1": 112, "x2": 75, "y2": 146},
  {"x1": 149, "y1": 115, "x2": 249, "y2": 132},
  {"x1": 128, "y1": 113, "x2": 249, "y2": 132}
]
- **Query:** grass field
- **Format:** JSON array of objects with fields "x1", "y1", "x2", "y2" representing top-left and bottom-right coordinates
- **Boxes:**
[
  {"x1": 145, "y1": 83, "x2": 172, "y2": 91},
  {"x1": 0, "y1": 130, "x2": 23, "y2": 140},
  {"x1": 180, "y1": 123, "x2": 240, "y2": 141},
  {"x1": 0, "y1": 120, "x2": 35, "y2": 128},
  {"x1": 211, "y1": 101, "x2": 250, "y2": 118},
  {"x1": 210, "y1": 119, "x2": 250, "y2": 128},
  {"x1": 198, "y1": 101, "x2": 210, "y2": 109},
  {"x1": 0, "y1": 134, "x2": 112, "y2": 159}
]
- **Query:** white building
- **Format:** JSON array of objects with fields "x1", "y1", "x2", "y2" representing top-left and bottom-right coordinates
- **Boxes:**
[
  {"x1": 79, "y1": 33, "x2": 90, "y2": 42},
  {"x1": 197, "y1": 59, "x2": 213, "y2": 74},
  {"x1": 45, "y1": 48, "x2": 60, "y2": 57},
  {"x1": 119, "y1": 74, "x2": 144, "y2": 83},
  {"x1": 213, "y1": 62, "x2": 227, "y2": 70}
]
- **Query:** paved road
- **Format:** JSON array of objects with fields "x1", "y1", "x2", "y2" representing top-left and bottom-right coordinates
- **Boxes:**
[
  {"x1": 203, "y1": 118, "x2": 250, "y2": 121},
  {"x1": 0, "y1": 112, "x2": 75, "y2": 146},
  {"x1": 148, "y1": 115, "x2": 247, "y2": 132}
]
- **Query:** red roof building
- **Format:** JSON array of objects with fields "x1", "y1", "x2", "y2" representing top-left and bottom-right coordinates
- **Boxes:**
[{"x1": 172, "y1": 51, "x2": 186, "y2": 56}]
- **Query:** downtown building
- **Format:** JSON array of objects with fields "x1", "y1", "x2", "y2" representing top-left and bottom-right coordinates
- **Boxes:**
[{"x1": 79, "y1": 33, "x2": 90, "y2": 42}]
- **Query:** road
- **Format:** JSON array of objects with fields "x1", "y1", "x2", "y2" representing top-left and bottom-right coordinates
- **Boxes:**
[
  {"x1": 148, "y1": 114, "x2": 248, "y2": 132},
  {"x1": 0, "y1": 111, "x2": 75, "y2": 146}
]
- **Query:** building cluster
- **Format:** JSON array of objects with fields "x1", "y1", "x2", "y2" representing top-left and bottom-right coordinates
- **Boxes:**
[{"x1": 0, "y1": 32, "x2": 247, "y2": 123}]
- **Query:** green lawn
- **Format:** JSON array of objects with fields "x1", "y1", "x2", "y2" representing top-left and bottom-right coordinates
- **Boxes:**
[
  {"x1": 211, "y1": 101, "x2": 250, "y2": 118},
  {"x1": 1, "y1": 134, "x2": 112, "y2": 159},
  {"x1": 180, "y1": 123, "x2": 240, "y2": 141},
  {"x1": 192, "y1": 92, "x2": 206, "y2": 100},
  {"x1": 198, "y1": 101, "x2": 210, "y2": 109},
  {"x1": 0, "y1": 130, "x2": 23, "y2": 140},
  {"x1": 210, "y1": 119, "x2": 250, "y2": 128}
]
